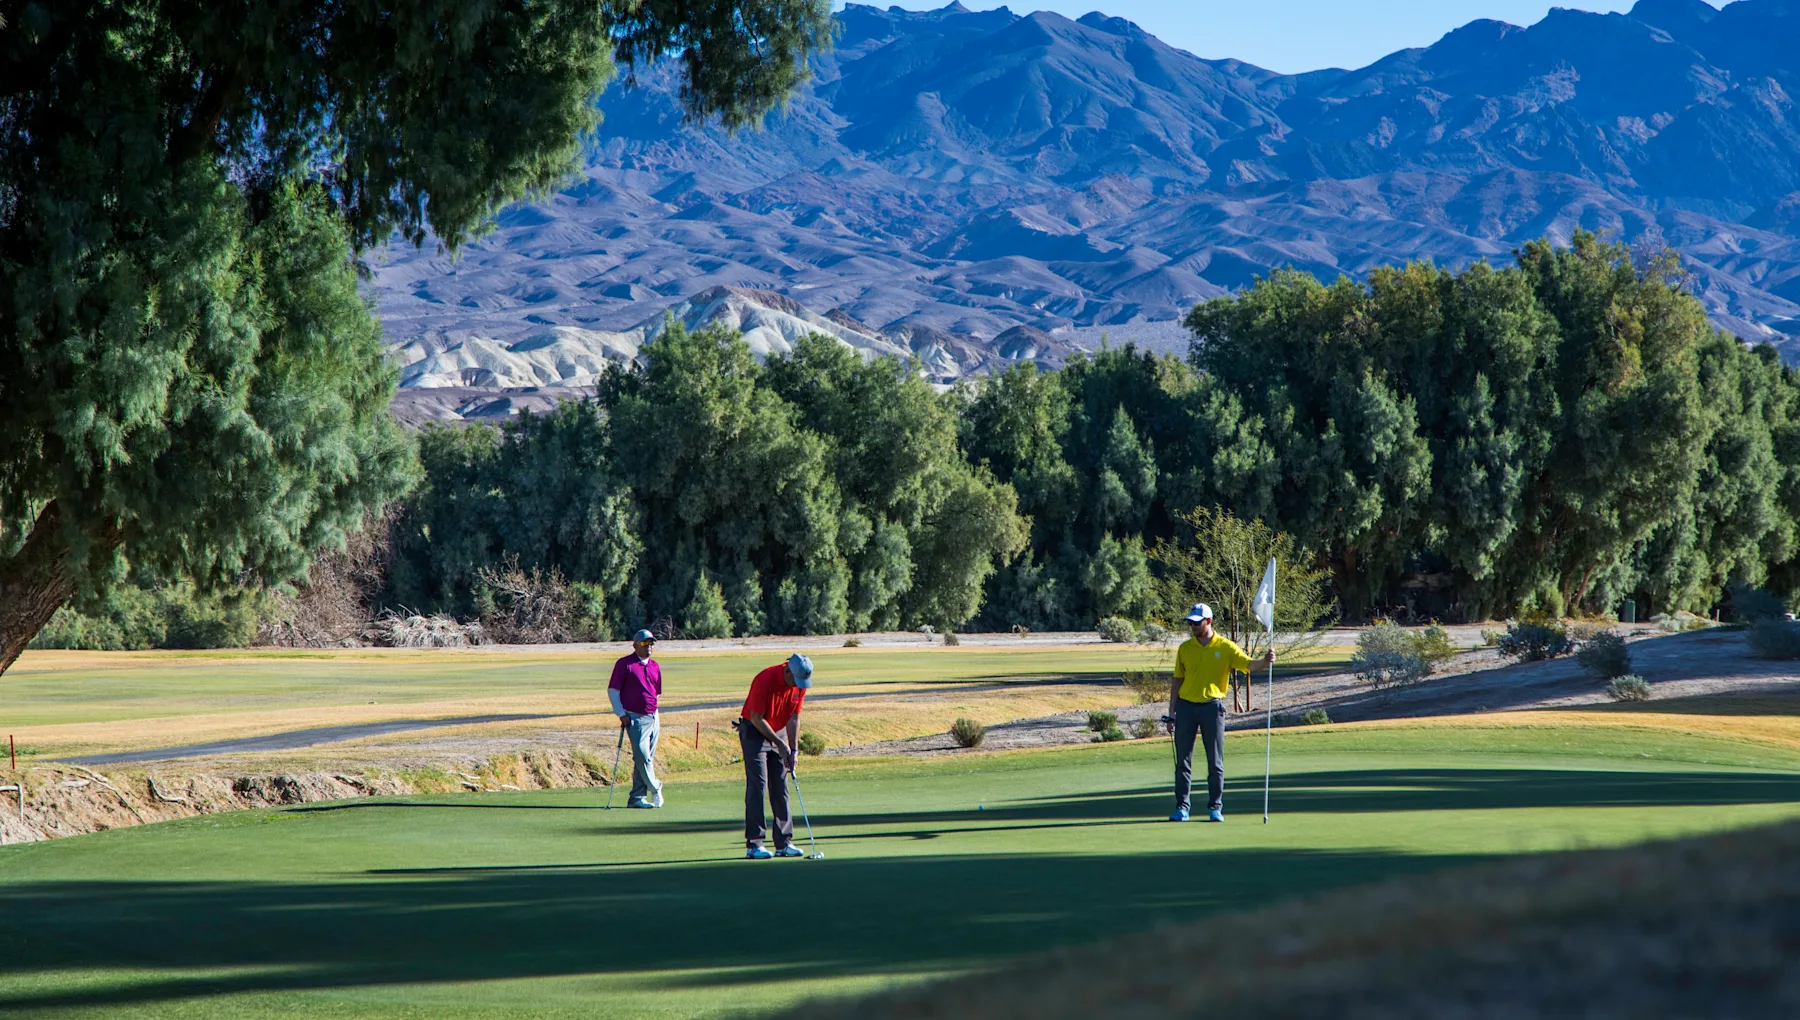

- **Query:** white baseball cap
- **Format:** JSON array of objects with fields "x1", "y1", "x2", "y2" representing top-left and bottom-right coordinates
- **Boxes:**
[{"x1": 1183, "y1": 603, "x2": 1214, "y2": 623}]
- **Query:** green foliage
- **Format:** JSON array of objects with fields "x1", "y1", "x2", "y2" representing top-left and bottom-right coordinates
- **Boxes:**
[
  {"x1": 1746, "y1": 618, "x2": 1800, "y2": 659},
  {"x1": 1150, "y1": 507, "x2": 1337, "y2": 659},
  {"x1": 1496, "y1": 619, "x2": 1574, "y2": 662},
  {"x1": 681, "y1": 573, "x2": 734, "y2": 640},
  {"x1": 1091, "y1": 726, "x2": 1127, "y2": 743},
  {"x1": 1128, "y1": 717, "x2": 1158, "y2": 739},
  {"x1": 1576, "y1": 631, "x2": 1633, "y2": 679},
  {"x1": 1304, "y1": 709, "x2": 1332, "y2": 725},
  {"x1": 28, "y1": 582, "x2": 258, "y2": 651},
  {"x1": 1725, "y1": 583, "x2": 1789, "y2": 624},
  {"x1": 1353, "y1": 623, "x2": 1454, "y2": 683},
  {"x1": 1096, "y1": 617, "x2": 1137, "y2": 643},
  {"x1": 0, "y1": 0, "x2": 831, "y2": 665},
  {"x1": 1086, "y1": 710, "x2": 1118, "y2": 733},
  {"x1": 1410, "y1": 626, "x2": 1457, "y2": 667},
  {"x1": 1135, "y1": 622, "x2": 1170, "y2": 645},
  {"x1": 1606, "y1": 675, "x2": 1653, "y2": 702},
  {"x1": 948, "y1": 717, "x2": 986, "y2": 748},
  {"x1": 798, "y1": 732, "x2": 826, "y2": 757}
]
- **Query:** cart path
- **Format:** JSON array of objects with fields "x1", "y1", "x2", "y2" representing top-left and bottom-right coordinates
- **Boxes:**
[{"x1": 58, "y1": 677, "x2": 1116, "y2": 765}]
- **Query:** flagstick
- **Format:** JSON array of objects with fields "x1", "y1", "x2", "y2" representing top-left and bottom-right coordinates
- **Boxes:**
[{"x1": 1263, "y1": 628, "x2": 1273, "y2": 824}]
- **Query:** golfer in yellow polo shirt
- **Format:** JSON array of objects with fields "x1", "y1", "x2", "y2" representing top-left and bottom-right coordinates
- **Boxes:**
[{"x1": 1167, "y1": 602, "x2": 1273, "y2": 822}]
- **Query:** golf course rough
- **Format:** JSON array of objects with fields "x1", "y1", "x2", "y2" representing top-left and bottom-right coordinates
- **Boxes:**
[{"x1": 0, "y1": 724, "x2": 1796, "y2": 1018}]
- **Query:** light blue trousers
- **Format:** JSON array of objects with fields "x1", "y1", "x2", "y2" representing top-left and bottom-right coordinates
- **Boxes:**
[{"x1": 626, "y1": 711, "x2": 663, "y2": 807}]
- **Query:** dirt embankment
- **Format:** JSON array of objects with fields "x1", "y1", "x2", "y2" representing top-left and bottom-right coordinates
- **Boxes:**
[{"x1": 0, "y1": 749, "x2": 618, "y2": 846}]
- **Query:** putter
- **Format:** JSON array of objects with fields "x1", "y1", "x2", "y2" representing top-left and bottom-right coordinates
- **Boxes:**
[
  {"x1": 785, "y1": 763, "x2": 824, "y2": 859},
  {"x1": 605, "y1": 724, "x2": 625, "y2": 810}
]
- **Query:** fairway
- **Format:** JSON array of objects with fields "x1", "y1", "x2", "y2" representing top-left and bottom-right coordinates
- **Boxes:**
[{"x1": 3, "y1": 724, "x2": 1798, "y2": 1018}]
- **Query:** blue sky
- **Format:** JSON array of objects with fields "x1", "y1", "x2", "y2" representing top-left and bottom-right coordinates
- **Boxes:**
[{"x1": 844, "y1": 1, "x2": 1727, "y2": 74}]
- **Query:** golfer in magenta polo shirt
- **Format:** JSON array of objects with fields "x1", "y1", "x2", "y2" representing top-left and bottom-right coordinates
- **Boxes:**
[{"x1": 608, "y1": 628, "x2": 663, "y2": 808}]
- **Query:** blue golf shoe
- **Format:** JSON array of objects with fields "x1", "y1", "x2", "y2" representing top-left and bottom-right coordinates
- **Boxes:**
[
  {"x1": 1168, "y1": 807, "x2": 1190, "y2": 822},
  {"x1": 1208, "y1": 807, "x2": 1224, "y2": 822},
  {"x1": 745, "y1": 846, "x2": 774, "y2": 859}
]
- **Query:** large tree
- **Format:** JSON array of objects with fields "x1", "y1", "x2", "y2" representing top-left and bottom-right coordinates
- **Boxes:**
[{"x1": 0, "y1": 0, "x2": 831, "y2": 672}]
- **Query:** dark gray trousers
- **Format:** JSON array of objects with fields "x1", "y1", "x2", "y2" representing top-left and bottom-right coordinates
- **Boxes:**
[
  {"x1": 1173, "y1": 697, "x2": 1226, "y2": 813},
  {"x1": 739, "y1": 722, "x2": 794, "y2": 850}
]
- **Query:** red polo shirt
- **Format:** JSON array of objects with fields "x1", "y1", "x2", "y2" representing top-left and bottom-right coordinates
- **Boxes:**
[{"x1": 742, "y1": 663, "x2": 806, "y2": 731}]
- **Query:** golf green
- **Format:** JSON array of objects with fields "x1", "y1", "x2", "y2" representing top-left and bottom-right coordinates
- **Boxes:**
[{"x1": 3, "y1": 725, "x2": 1798, "y2": 1018}]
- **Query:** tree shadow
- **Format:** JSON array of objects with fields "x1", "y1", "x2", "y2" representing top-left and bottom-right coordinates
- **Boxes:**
[{"x1": 0, "y1": 846, "x2": 1472, "y2": 1012}]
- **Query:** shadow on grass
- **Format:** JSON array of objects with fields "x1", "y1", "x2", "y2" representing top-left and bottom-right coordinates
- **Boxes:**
[
  {"x1": 0, "y1": 846, "x2": 1468, "y2": 1012},
  {"x1": 4, "y1": 767, "x2": 1794, "y2": 1011}
]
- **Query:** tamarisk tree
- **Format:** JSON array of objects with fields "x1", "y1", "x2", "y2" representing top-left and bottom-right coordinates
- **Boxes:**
[{"x1": 0, "y1": 0, "x2": 831, "y2": 673}]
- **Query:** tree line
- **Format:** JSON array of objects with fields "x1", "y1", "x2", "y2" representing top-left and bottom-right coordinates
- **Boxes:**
[
  {"x1": 379, "y1": 233, "x2": 1800, "y2": 638},
  {"x1": 29, "y1": 233, "x2": 1800, "y2": 648}
]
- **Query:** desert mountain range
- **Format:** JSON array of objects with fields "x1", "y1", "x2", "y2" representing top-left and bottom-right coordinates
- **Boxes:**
[{"x1": 377, "y1": 0, "x2": 1800, "y2": 421}]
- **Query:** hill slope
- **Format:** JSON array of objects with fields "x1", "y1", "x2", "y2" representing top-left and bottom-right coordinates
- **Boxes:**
[{"x1": 371, "y1": 0, "x2": 1800, "y2": 369}]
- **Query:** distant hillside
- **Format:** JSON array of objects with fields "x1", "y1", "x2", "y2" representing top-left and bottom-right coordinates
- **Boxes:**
[{"x1": 372, "y1": 0, "x2": 1800, "y2": 371}]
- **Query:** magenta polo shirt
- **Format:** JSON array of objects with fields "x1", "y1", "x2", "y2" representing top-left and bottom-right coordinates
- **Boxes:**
[{"x1": 608, "y1": 653, "x2": 662, "y2": 715}]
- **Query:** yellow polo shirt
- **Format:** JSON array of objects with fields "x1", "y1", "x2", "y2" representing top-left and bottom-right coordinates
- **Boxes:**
[{"x1": 1173, "y1": 635, "x2": 1252, "y2": 702}]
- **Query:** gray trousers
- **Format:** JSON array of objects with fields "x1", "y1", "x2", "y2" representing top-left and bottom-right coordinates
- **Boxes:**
[
  {"x1": 1173, "y1": 697, "x2": 1226, "y2": 813},
  {"x1": 738, "y1": 722, "x2": 793, "y2": 849},
  {"x1": 626, "y1": 711, "x2": 662, "y2": 807}
]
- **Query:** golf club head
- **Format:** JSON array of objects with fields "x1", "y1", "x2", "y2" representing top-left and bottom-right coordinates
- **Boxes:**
[{"x1": 808, "y1": 852, "x2": 825, "y2": 859}]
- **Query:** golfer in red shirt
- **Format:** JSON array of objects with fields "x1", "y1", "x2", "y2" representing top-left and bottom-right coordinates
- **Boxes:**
[{"x1": 739, "y1": 653, "x2": 813, "y2": 859}]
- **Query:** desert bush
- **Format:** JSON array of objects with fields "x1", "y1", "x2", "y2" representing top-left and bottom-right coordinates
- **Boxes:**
[
  {"x1": 842, "y1": 637, "x2": 862, "y2": 648},
  {"x1": 1727, "y1": 582, "x2": 1788, "y2": 623},
  {"x1": 1746, "y1": 618, "x2": 1800, "y2": 659},
  {"x1": 1479, "y1": 628, "x2": 1503, "y2": 647},
  {"x1": 1096, "y1": 617, "x2": 1136, "y2": 643},
  {"x1": 949, "y1": 717, "x2": 986, "y2": 748},
  {"x1": 369, "y1": 610, "x2": 484, "y2": 648},
  {"x1": 1350, "y1": 623, "x2": 1435, "y2": 690},
  {"x1": 1129, "y1": 717, "x2": 1158, "y2": 739},
  {"x1": 942, "y1": 631, "x2": 960, "y2": 646},
  {"x1": 1091, "y1": 726, "x2": 1126, "y2": 743},
  {"x1": 799, "y1": 732, "x2": 826, "y2": 756},
  {"x1": 1304, "y1": 709, "x2": 1331, "y2": 725},
  {"x1": 1135, "y1": 622, "x2": 1169, "y2": 645},
  {"x1": 1495, "y1": 618, "x2": 1572, "y2": 661},
  {"x1": 1577, "y1": 631, "x2": 1632, "y2": 678},
  {"x1": 1606, "y1": 675, "x2": 1652, "y2": 702},
  {"x1": 475, "y1": 560, "x2": 606, "y2": 644},
  {"x1": 1410, "y1": 625, "x2": 1456, "y2": 667},
  {"x1": 1121, "y1": 669, "x2": 1168, "y2": 705},
  {"x1": 1086, "y1": 710, "x2": 1118, "y2": 732}
]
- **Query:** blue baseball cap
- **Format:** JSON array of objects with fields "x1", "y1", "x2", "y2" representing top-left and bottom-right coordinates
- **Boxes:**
[
  {"x1": 1183, "y1": 603, "x2": 1214, "y2": 623},
  {"x1": 787, "y1": 653, "x2": 814, "y2": 689},
  {"x1": 632, "y1": 628, "x2": 656, "y2": 643}
]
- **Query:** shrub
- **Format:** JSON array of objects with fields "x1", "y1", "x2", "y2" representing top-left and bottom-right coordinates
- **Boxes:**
[
  {"x1": 1353, "y1": 650, "x2": 1430, "y2": 690},
  {"x1": 799, "y1": 732, "x2": 826, "y2": 756},
  {"x1": 1495, "y1": 618, "x2": 1573, "y2": 662},
  {"x1": 1351, "y1": 623, "x2": 1435, "y2": 690},
  {"x1": 1410, "y1": 625, "x2": 1456, "y2": 667},
  {"x1": 1129, "y1": 717, "x2": 1157, "y2": 739},
  {"x1": 1096, "y1": 617, "x2": 1136, "y2": 643},
  {"x1": 1606, "y1": 675, "x2": 1652, "y2": 702},
  {"x1": 1086, "y1": 710, "x2": 1118, "y2": 732},
  {"x1": 370, "y1": 611, "x2": 484, "y2": 648},
  {"x1": 949, "y1": 717, "x2": 986, "y2": 748},
  {"x1": 1091, "y1": 726, "x2": 1126, "y2": 743},
  {"x1": 1303, "y1": 708, "x2": 1331, "y2": 725},
  {"x1": 1746, "y1": 618, "x2": 1800, "y2": 659},
  {"x1": 1135, "y1": 622, "x2": 1169, "y2": 645},
  {"x1": 1727, "y1": 582, "x2": 1788, "y2": 623},
  {"x1": 1121, "y1": 669, "x2": 1168, "y2": 705},
  {"x1": 842, "y1": 637, "x2": 862, "y2": 648},
  {"x1": 474, "y1": 560, "x2": 605, "y2": 644},
  {"x1": 1479, "y1": 628, "x2": 1503, "y2": 648},
  {"x1": 942, "y1": 631, "x2": 960, "y2": 646},
  {"x1": 1576, "y1": 631, "x2": 1632, "y2": 678}
]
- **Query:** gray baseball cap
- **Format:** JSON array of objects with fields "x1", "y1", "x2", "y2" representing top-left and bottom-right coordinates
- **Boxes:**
[
  {"x1": 632, "y1": 628, "x2": 656, "y2": 643},
  {"x1": 787, "y1": 653, "x2": 814, "y2": 689}
]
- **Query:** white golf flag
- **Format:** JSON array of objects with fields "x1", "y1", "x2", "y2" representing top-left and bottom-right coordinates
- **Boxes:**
[{"x1": 1253, "y1": 557, "x2": 1276, "y2": 633}]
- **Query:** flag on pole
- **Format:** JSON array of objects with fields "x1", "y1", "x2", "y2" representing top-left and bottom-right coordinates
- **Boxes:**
[
  {"x1": 1253, "y1": 557, "x2": 1277, "y2": 634},
  {"x1": 1256, "y1": 556, "x2": 1276, "y2": 824}
]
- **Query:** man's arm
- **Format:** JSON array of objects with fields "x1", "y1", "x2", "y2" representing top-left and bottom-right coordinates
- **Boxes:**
[
  {"x1": 607, "y1": 660, "x2": 627, "y2": 725},
  {"x1": 785, "y1": 714, "x2": 800, "y2": 767},
  {"x1": 747, "y1": 711, "x2": 792, "y2": 764}
]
